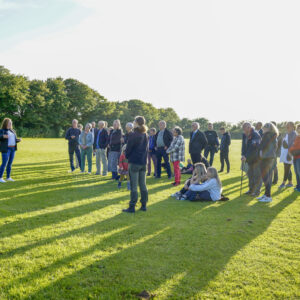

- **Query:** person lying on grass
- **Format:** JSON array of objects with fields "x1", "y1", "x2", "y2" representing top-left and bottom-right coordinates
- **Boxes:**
[
  {"x1": 171, "y1": 162, "x2": 207, "y2": 200},
  {"x1": 180, "y1": 158, "x2": 194, "y2": 174},
  {"x1": 180, "y1": 167, "x2": 222, "y2": 201}
]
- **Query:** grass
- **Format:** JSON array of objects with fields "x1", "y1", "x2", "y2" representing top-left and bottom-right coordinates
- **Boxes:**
[{"x1": 0, "y1": 139, "x2": 299, "y2": 299}]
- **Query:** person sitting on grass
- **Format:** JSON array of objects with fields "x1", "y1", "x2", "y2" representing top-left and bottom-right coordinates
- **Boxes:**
[
  {"x1": 181, "y1": 159, "x2": 193, "y2": 174},
  {"x1": 172, "y1": 162, "x2": 207, "y2": 200},
  {"x1": 166, "y1": 126, "x2": 185, "y2": 186},
  {"x1": 289, "y1": 124, "x2": 300, "y2": 192},
  {"x1": 181, "y1": 167, "x2": 222, "y2": 201},
  {"x1": 79, "y1": 123, "x2": 94, "y2": 174},
  {"x1": 118, "y1": 145, "x2": 130, "y2": 190}
]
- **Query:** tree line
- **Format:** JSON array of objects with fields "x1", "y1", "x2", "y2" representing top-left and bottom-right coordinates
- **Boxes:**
[{"x1": 0, "y1": 66, "x2": 297, "y2": 139}]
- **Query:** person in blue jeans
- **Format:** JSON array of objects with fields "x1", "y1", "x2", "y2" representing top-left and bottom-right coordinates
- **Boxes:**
[{"x1": 0, "y1": 118, "x2": 21, "y2": 183}]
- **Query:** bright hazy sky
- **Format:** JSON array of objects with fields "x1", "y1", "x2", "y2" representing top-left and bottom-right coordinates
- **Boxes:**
[{"x1": 1, "y1": 0, "x2": 299, "y2": 123}]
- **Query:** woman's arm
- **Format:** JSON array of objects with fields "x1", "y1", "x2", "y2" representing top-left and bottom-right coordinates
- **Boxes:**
[{"x1": 189, "y1": 179, "x2": 215, "y2": 192}]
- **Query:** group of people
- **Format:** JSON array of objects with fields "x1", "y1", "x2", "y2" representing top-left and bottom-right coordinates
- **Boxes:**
[{"x1": 0, "y1": 116, "x2": 299, "y2": 212}]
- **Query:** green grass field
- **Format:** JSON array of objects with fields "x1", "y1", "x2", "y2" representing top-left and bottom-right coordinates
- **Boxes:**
[{"x1": 0, "y1": 139, "x2": 299, "y2": 299}]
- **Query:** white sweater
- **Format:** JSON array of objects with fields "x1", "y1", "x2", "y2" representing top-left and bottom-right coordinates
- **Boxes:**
[{"x1": 190, "y1": 178, "x2": 222, "y2": 201}]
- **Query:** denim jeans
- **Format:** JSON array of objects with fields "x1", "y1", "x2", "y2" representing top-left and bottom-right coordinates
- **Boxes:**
[
  {"x1": 80, "y1": 147, "x2": 93, "y2": 172},
  {"x1": 0, "y1": 147, "x2": 16, "y2": 178},
  {"x1": 69, "y1": 146, "x2": 81, "y2": 171},
  {"x1": 294, "y1": 158, "x2": 300, "y2": 189},
  {"x1": 128, "y1": 163, "x2": 148, "y2": 207},
  {"x1": 156, "y1": 147, "x2": 171, "y2": 178}
]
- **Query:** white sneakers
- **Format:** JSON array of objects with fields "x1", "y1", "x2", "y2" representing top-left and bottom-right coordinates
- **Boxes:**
[
  {"x1": 0, "y1": 178, "x2": 15, "y2": 183},
  {"x1": 256, "y1": 195, "x2": 272, "y2": 202}
]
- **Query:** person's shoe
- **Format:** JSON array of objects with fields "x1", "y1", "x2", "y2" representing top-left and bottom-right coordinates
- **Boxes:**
[
  {"x1": 176, "y1": 194, "x2": 182, "y2": 200},
  {"x1": 259, "y1": 196, "x2": 272, "y2": 203},
  {"x1": 168, "y1": 176, "x2": 172, "y2": 180},
  {"x1": 218, "y1": 169, "x2": 223, "y2": 173},
  {"x1": 179, "y1": 196, "x2": 187, "y2": 200},
  {"x1": 272, "y1": 181, "x2": 278, "y2": 185},
  {"x1": 95, "y1": 172, "x2": 100, "y2": 175},
  {"x1": 226, "y1": 170, "x2": 230, "y2": 174},
  {"x1": 115, "y1": 175, "x2": 120, "y2": 181},
  {"x1": 6, "y1": 178, "x2": 15, "y2": 182},
  {"x1": 87, "y1": 172, "x2": 92, "y2": 175},
  {"x1": 251, "y1": 192, "x2": 260, "y2": 197},
  {"x1": 122, "y1": 207, "x2": 135, "y2": 213},
  {"x1": 286, "y1": 183, "x2": 293, "y2": 188},
  {"x1": 127, "y1": 181, "x2": 131, "y2": 191},
  {"x1": 102, "y1": 173, "x2": 107, "y2": 176},
  {"x1": 68, "y1": 169, "x2": 75, "y2": 173},
  {"x1": 245, "y1": 190, "x2": 252, "y2": 195},
  {"x1": 147, "y1": 173, "x2": 151, "y2": 176},
  {"x1": 279, "y1": 183, "x2": 285, "y2": 189},
  {"x1": 0, "y1": 178, "x2": 6, "y2": 183},
  {"x1": 257, "y1": 195, "x2": 266, "y2": 200},
  {"x1": 140, "y1": 205, "x2": 147, "y2": 211},
  {"x1": 171, "y1": 192, "x2": 181, "y2": 197},
  {"x1": 155, "y1": 176, "x2": 161, "y2": 179},
  {"x1": 80, "y1": 171, "x2": 85, "y2": 174},
  {"x1": 118, "y1": 181, "x2": 122, "y2": 189},
  {"x1": 173, "y1": 182, "x2": 180, "y2": 187}
]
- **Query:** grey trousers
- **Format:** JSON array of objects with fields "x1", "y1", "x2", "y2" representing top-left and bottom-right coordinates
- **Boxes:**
[
  {"x1": 95, "y1": 148, "x2": 108, "y2": 175},
  {"x1": 129, "y1": 163, "x2": 148, "y2": 207},
  {"x1": 247, "y1": 162, "x2": 262, "y2": 194},
  {"x1": 108, "y1": 151, "x2": 120, "y2": 173}
]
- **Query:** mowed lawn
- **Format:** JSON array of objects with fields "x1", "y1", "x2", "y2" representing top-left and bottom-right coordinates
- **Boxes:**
[{"x1": 0, "y1": 139, "x2": 299, "y2": 300}]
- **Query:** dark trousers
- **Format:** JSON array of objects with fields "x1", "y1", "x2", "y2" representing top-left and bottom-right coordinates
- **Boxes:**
[
  {"x1": 204, "y1": 146, "x2": 216, "y2": 166},
  {"x1": 247, "y1": 161, "x2": 262, "y2": 194},
  {"x1": 129, "y1": 163, "x2": 148, "y2": 207},
  {"x1": 272, "y1": 159, "x2": 278, "y2": 183},
  {"x1": 156, "y1": 147, "x2": 171, "y2": 178},
  {"x1": 294, "y1": 158, "x2": 300, "y2": 189},
  {"x1": 220, "y1": 150, "x2": 230, "y2": 172},
  {"x1": 190, "y1": 152, "x2": 201, "y2": 165},
  {"x1": 69, "y1": 146, "x2": 81, "y2": 171},
  {"x1": 260, "y1": 158, "x2": 274, "y2": 197},
  {"x1": 283, "y1": 163, "x2": 292, "y2": 182}
]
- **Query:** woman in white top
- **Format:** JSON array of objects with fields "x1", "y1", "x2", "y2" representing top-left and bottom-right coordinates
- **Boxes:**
[
  {"x1": 188, "y1": 167, "x2": 222, "y2": 201},
  {"x1": 279, "y1": 122, "x2": 297, "y2": 188},
  {"x1": 0, "y1": 118, "x2": 21, "y2": 183}
]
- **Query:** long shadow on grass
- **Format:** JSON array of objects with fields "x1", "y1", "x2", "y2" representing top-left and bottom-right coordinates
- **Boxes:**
[{"x1": 20, "y1": 184, "x2": 297, "y2": 299}]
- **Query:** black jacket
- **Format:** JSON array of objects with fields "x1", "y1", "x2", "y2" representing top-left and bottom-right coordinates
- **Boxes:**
[
  {"x1": 204, "y1": 130, "x2": 219, "y2": 146},
  {"x1": 259, "y1": 132, "x2": 277, "y2": 159},
  {"x1": 125, "y1": 129, "x2": 148, "y2": 165},
  {"x1": 65, "y1": 127, "x2": 81, "y2": 148},
  {"x1": 154, "y1": 129, "x2": 173, "y2": 148},
  {"x1": 109, "y1": 129, "x2": 123, "y2": 152},
  {"x1": 242, "y1": 129, "x2": 262, "y2": 164},
  {"x1": 93, "y1": 128, "x2": 109, "y2": 150},
  {"x1": 220, "y1": 132, "x2": 231, "y2": 152},
  {"x1": 0, "y1": 129, "x2": 21, "y2": 153},
  {"x1": 189, "y1": 130, "x2": 208, "y2": 154}
]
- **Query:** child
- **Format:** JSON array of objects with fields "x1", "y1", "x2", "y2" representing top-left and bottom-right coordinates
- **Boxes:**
[
  {"x1": 118, "y1": 145, "x2": 130, "y2": 190},
  {"x1": 181, "y1": 159, "x2": 193, "y2": 174},
  {"x1": 289, "y1": 124, "x2": 300, "y2": 192},
  {"x1": 183, "y1": 167, "x2": 222, "y2": 201},
  {"x1": 171, "y1": 163, "x2": 207, "y2": 199},
  {"x1": 166, "y1": 126, "x2": 185, "y2": 186}
]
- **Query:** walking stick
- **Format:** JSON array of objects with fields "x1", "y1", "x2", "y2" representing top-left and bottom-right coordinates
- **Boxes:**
[{"x1": 240, "y1": 161, "x2": 244, "y2": 196}]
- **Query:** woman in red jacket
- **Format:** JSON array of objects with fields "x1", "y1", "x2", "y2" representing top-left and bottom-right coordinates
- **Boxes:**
[{"x1": 289, "y1": 124, "x2": 300, "y2": 192}]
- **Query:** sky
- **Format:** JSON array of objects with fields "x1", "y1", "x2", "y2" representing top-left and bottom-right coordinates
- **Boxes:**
[{"x1": 0, "y1": 0, "x2": 299, "y2": 123}]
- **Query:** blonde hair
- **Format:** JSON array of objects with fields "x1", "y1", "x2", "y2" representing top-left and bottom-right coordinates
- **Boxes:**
[
  {"x1": 207, "y1": 167, "x2": 222, "y2": 187},
  {"x1": 263, "y1": 122, "x2": 279, "y2": 137},
  {"x1": 1, "y1": 118, "x2": 12, "y2": 130},
  {"x1": 193, "y1": 163, "x2": 207, "y2": 183}
]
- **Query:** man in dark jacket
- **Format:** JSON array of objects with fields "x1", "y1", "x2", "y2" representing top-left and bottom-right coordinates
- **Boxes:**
[
  {"x1": 65, "y1": 119, "x2": 81, "y2": 172},
  {"x1": 241, "y1": 123, "x2": 262, "y2": 196},
  {"x1": 189, "y1": 122, "x2": 208, "y2": 164},
  {"x1": 154, "y1": 120, "x2": 173, "y2": 178},
  {"x1": 204, "y1": 123, "x2": 219, "y2": 166},
  {"x1": 93, "y1": 121, "x2": 109, "y2": 175},
  {"x1": 219, "y1": 127, "x2": 231, "y2": 173},
  {"x1": 255, "y1": 122, "x2": 263, "y2": 137}
]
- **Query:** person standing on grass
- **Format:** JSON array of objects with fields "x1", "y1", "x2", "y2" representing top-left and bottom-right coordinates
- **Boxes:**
[
  {"x1": 279, "y1": 122, "x2": 297, "y2": 189},
  {"x1": 65, "y1": 119, "x2": 81, "y2": 173},
  {"x1": 0, "y1": 118, "x2": 21, "y2": 183},
  {"x1": 189, "y1": 122, "x2": 208, "y2": 165},
  {"x1": 289, "y1": 124, "x2": 300, "y2": 192},
  {"x1": 166, "y1": 126, "x2": 185, "y2": 186},
  {"x1": 79, "y1": 123, "x2": 94, "y2": 174},
  {"x1": 147, "y1": 128, "x2": 157, "y2": 177},
  {"x1": 256, "y1": 123, "x2": 278, "y2": 203},
  {"x1": 123, "y1": 116, "x2": 149, "y2": 213},
  {"x1": 255, "y1": 122, "x2": 264, "y2": 137},
  {"x1": 241, "y1": 122, "x2": 262, "y2": 197},
  {"x1": 108, "y1": 120, "x2": 123, "y2": 180},
  {"x1": 271, "y1": 121, "x2": 281, "y2": 185},
  {"x1": 204, "y1": 123, "x2": 219, "y2": 166},
  {"x1": 154, "y1": 120, "x2": 173, "y2": 179},
  {"x1": 93, "y1": 121, "x2": 109, "y2": 176},
  {"x1": 122, "y1": 122, "x2": 134, "y2": 144},
  {"x1": 219, "y1": 127, "x2": 231, "y2": 173}
]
